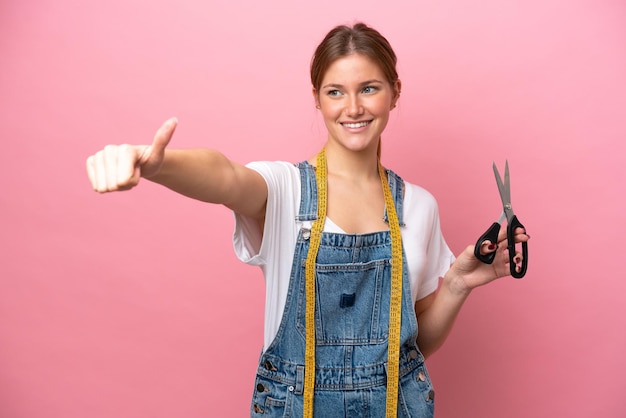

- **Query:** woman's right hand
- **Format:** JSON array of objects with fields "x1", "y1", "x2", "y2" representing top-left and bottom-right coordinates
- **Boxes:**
[{"x1": 86, "y1": 117, "x2": 178, "y2": 193}]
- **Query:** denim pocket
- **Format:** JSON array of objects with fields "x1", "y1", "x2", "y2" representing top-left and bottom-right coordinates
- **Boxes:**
[
  {"x1": 251, "y1": 376, "x2": 294, "y2": 417},
  {"x1": 397, "y1": 363, "x2": 435, "y2": 418},
  {"x1": 296, "y1": 259, "x2": 390, "y2": 345}
]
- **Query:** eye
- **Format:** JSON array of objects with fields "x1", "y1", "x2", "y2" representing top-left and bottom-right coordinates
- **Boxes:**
[
  {"x1": 362, "y1": 85, "x2": 378, "y2": 94},
  {"x1": 326, "y1": 89, "x2": 342, "y2": 97}
]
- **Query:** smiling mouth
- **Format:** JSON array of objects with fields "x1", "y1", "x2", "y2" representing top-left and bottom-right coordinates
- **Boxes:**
[{"x1": 341, "y1": 121, "x2": 371, "y2": 129}]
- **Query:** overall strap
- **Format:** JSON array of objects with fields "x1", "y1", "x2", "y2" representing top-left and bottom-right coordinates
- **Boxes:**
[
  {"x1": 295, "y1": 162, "x2": 318, "y2": 222},
  {"x1": 383, "y1": 169, "x2": 406, "y2": 227}
]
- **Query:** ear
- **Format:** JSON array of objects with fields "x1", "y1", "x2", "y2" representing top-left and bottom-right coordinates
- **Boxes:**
[
  {"x1": 391, "y1": 79, "x2": 402, "y2": 109},
  {"x1": 312, "y1": 87, "x2": 321, "y2": 109}
]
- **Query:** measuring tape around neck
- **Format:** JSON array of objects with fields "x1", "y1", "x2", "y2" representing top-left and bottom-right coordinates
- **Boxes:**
[{"x1": 303, "y1": 148, "x2": 403, "y2": 418}]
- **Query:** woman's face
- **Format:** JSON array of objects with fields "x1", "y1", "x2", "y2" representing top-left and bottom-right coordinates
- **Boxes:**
[{"x1": 314, "y1": 53, "x2": 400, "y2": 154}]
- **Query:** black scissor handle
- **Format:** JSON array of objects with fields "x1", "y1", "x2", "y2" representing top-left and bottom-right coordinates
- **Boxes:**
[
  {"x1": 507, "y1": 215, "x2": 528, "y2": 279},
  {"x1": 474, "y1": 222, "x2": 501, "y2": 264}
]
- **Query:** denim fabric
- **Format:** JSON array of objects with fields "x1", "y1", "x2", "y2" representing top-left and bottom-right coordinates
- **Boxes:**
[{"x1": 251, "y1": 162, "x2": 434, "y2": 418}]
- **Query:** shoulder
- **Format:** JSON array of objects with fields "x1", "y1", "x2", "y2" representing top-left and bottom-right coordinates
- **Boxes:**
[
  {"x1": 246, "y1": 161, "x2": 299, "y2": 177},
  {"x1": 402, "y1": 180, "x2": 440, "y2": 212},
  {"x1": 245, "y1": 161, "x2": 300, "y2": 187}
]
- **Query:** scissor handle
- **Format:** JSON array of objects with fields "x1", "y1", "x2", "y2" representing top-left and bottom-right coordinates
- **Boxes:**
[
  {"x1": 507, "y1": 215, "x2": 528, "y2": 279},
  {"x1": 474, "y1": 222, "x2": 501, "y2": 264}
]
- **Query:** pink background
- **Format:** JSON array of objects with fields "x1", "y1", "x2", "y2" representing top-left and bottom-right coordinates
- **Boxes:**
[{"x1": 1, "y1": 0, "x2": 625, "y2": 417}]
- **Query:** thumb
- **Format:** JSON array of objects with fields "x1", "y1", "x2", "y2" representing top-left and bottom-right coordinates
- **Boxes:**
[{"x1": 138, "y1": 117, "x2": 178, "y2": 165}]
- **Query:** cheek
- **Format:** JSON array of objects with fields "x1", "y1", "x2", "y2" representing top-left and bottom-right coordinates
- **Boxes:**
[
  {"x1": 379, "y1": 96, "x2": 394, "y2": 111},
  {"x1": 372, "y1": 102, "x2": 392, "y2": 119},
  {"x1": 319, "y1": 102, "x2": 342, "y2": 120},
  {"x1": 363, "y1": 95, "x2": 392, "y2": 113}
]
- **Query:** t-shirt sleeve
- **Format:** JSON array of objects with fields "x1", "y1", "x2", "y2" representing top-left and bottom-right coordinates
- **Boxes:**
[
  {"x1": 232, "y1": 161, "x2": 300, "y2": 267},
  {"x1": 422, "y1": 199, "x2": 455, "y2": 298},
  {"x1": 402, "y1": 183, "x2": 456, "y2": 302}
]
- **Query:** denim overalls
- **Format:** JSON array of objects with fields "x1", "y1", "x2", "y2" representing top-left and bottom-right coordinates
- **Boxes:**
[{"x1": 251, "y1": 162, "x2": 435, "y2": 418}]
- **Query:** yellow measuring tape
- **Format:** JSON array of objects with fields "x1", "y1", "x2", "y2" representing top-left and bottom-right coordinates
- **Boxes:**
[
  {"x1": 303, "y1": 150, "x2": 327, "y2": 417},
  {"x1": 303, "y1": 148, "x2": 403, "y2": 418}
]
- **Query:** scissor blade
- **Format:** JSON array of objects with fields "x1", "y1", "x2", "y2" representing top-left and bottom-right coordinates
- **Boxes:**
[
  {"x1": 492, "y1": 161, "x2": 511, "y2": 209},
  {"x1": 504, "y1": 160, "x2": 510, "y2": 199}
]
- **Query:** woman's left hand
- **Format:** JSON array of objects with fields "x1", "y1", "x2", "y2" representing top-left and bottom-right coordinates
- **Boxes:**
[{"x1": 446, "y1": 227, "x2": 530, "y2": 294}]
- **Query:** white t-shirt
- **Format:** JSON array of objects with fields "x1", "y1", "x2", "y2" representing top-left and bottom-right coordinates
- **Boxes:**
[{"x1": 233, "y1": 161, "x2": 455, "y2": 350}]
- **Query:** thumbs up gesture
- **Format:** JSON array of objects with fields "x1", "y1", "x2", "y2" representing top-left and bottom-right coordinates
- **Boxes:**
[{"x1": 86, "y1": 118, "x2": 178, "y2": 193}]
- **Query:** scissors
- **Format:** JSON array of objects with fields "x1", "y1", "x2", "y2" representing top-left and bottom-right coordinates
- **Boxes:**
[{"x1": 474, "y1": 161, "x2": 528, "y2": 278}]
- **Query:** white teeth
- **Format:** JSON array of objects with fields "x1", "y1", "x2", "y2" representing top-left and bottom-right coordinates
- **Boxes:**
[{"x1": 342, "y1": 121, "x2": 369, "y2": 128}]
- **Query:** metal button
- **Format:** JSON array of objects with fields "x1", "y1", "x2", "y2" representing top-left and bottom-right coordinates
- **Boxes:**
[
  {"x1": 256, "y1": 383, "x2": 266, "y2": 392},
  {"x1": 426, "y1": 389, "x2": 435, "y2": 401},
  {"x1": 288, "y1": 385, "x2": 295, "y2": 392},
  {"x1": 264, "y1": 360, "x2": 276, "y2": 371},
  {"x1": 302, "y1": 229, "x2": 311, "y2": 240},
  {"x1": 409, "y1": 350, "x2": 418, "y2": 360}
]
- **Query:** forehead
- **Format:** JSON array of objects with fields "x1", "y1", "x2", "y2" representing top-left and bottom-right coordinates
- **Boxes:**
[{"x1": 321, "y1": 53, "x2": 386, "y2": 86}]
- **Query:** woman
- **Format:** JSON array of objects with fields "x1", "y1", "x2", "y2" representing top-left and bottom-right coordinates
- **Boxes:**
[{"x1": 86, "y1": 23, "x2": 528, "y2": 418}]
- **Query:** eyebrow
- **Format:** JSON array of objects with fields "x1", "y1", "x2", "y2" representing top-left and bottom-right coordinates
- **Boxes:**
[{"x1": 321, "y1": 79, "x2": 384, "y2": 89}]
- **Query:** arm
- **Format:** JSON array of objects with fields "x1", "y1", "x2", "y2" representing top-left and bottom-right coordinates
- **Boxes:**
[
  {"x1": 415, "y1": 228, "x2": 529, "y2": 358},
  {"x1": 85, "y1": 118, "x2": 267, "y2": 220}
]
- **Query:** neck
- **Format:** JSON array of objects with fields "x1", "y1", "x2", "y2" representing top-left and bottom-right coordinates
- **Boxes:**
[{"x1": 322, "y1": 139, "x2": 381, "y2": 180}]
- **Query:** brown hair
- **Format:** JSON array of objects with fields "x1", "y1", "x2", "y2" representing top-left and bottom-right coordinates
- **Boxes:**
[{"x1": 310, "y1": 23, "x2": 399, "y2": 92}]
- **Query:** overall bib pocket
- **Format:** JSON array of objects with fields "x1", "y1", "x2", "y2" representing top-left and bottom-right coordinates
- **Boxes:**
[{"x1": 295, "y1": 259, "x2": 391, "y2": 345}]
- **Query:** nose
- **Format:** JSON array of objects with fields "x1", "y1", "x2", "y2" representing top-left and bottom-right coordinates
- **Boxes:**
[{"x1": 345, "y1": 94, "x2": 363, "y2": 117}]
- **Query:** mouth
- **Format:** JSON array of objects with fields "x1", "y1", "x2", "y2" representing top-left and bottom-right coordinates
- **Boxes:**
[{"x1": 340, "y1": 121, "x2": 372, "y2": 129}]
